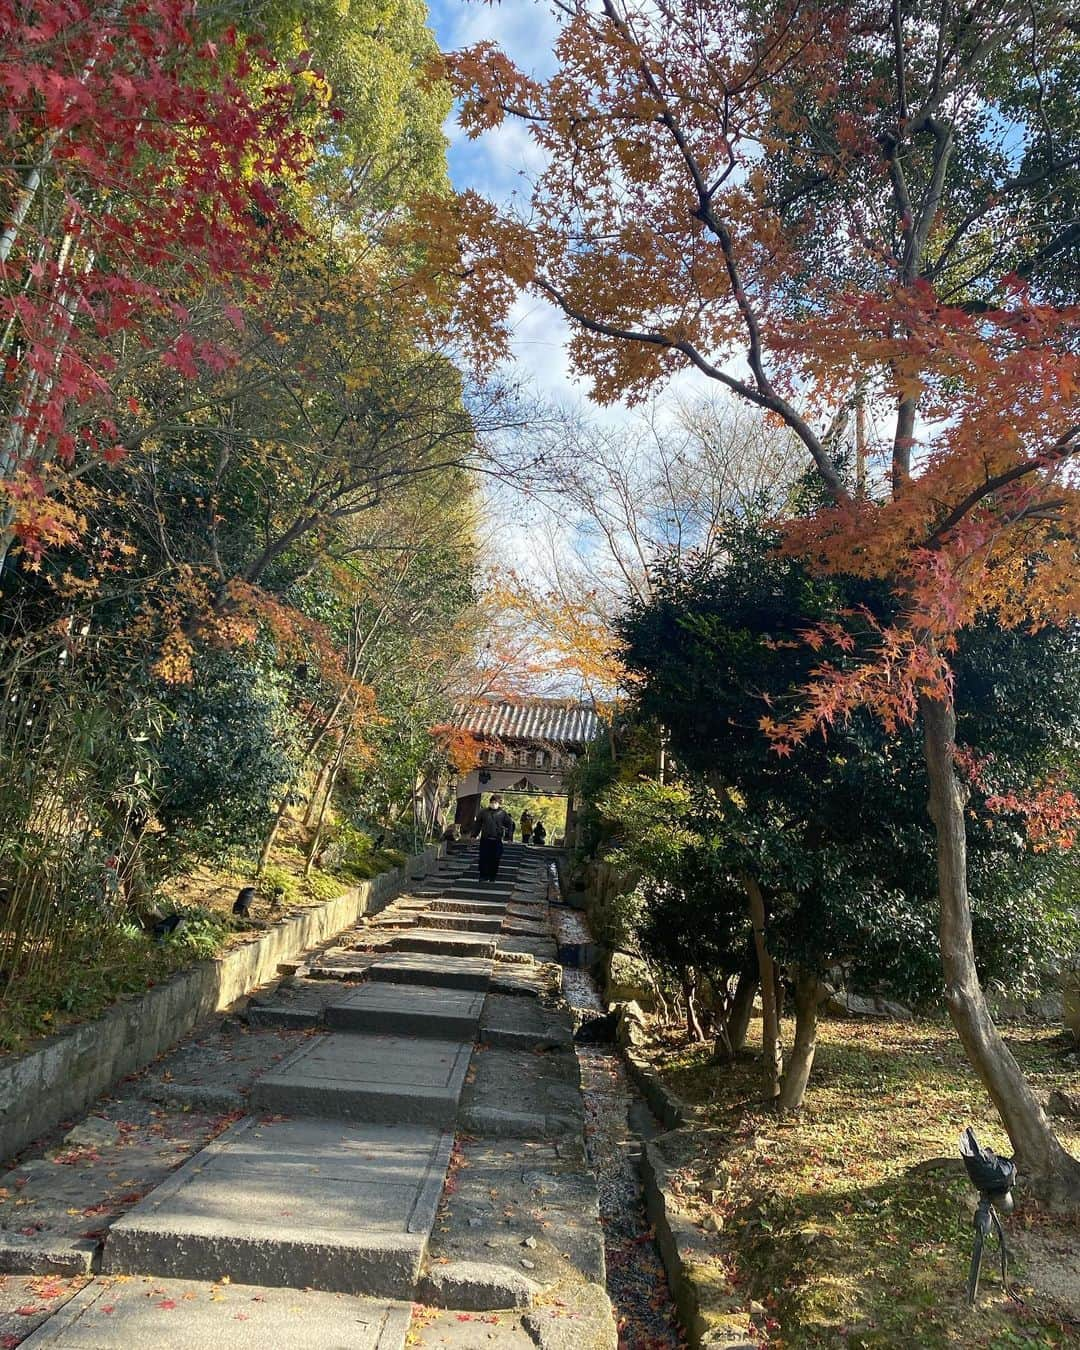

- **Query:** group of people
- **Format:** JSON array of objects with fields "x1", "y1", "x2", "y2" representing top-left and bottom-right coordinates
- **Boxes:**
[{"x1": 471, "y1": 794, "x2": 548, "y2": 882}]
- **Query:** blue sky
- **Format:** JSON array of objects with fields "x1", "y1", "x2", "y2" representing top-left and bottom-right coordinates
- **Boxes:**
[
  {"x1": 426, "y1": 1, "x2": 559, "y2": 199},
  {"x1": 426, "y1": 2, "x2": 720, "y2": 421},
  {"x1": 426, "y1": 1, "x2": 589, "y2": 409}
]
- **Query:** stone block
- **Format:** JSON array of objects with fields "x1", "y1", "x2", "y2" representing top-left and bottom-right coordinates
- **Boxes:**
[
  {"x1": 103, "y1": 1116, "x2": 453, "y2": 1299},
  {"x1": 251, "y1": 1031, "x2": 472, "y2": 1127},
  {"x1": 604, "y1": 951, "x2": 657, "y2": 1011},
  {"x1": 21, "y1": 1276, "x2": 412, "y2": 1348}
]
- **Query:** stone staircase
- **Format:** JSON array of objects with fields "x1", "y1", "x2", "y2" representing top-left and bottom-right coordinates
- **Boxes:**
[{"x1": 23, "y1": 844, "x2": 615, "y2": 1349}]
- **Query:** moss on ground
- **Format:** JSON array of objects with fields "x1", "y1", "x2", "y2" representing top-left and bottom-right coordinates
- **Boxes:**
[{"x1": 649, "y1": 1018, "x2": 1080, "y2": 1348}]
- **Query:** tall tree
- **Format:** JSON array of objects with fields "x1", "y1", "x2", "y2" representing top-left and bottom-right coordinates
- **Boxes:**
[
  {"x1": 0, "y1": 1, "x2": 316, "y2": 567},
  {"x1": 435, "y1": 0, "x2": 1080, "y2": 1203}
]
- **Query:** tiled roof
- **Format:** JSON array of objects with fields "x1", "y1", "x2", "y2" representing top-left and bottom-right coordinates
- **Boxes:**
[{"x1": 451, "y1": 698, "x2": 601, "y2": 750}]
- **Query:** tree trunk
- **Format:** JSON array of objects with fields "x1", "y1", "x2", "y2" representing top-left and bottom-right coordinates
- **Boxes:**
[
  {"x1": 778, "y1": 968, "x2": 827, "y2": 1111},
  {"x1": 743, "y1": 875, "x2": 782, "y2": 1099},
  {"x1": 712, "y1": 958, "x2": 757, "y2": 1063},
  {"x1": 306, "y1": 754, "x2": 344, "y2": 877},
  {"x1": 303, "y1": 762, "x2": 330, "y2": 827},
  {"x1": 256, "y1": 795, "x2": 289, "y2": 875},
  {"x1": 921, "y1": 688, "x2": 1080, "y2": 1209},
  {"x1": 728, "y1": 959, "x2": 758, "y2": 1054},
  {"x1": 681, "y1": 970, "x2": 706, "y2": 1043}
]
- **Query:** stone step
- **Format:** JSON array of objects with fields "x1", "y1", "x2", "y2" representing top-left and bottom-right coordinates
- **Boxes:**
[
  {"x1": 365, "y1": 953, "x2": 492, "y2": 992},
  {"x1": 251, "y1": 1032, "x2": 472, "y2": 1127},
  {"x1": 428, "y1": 886, "x2": 516, "y2": 902},
  {"x1": 102, "y1": 1116, "x2": 453, "y2": 1299},
  {"x1": 408, "y1": 910, "x2": 502, "y2": 934},
  {"x1": 247, "y1": 1005, "x2": 322, "y2": 1030},
  {"x1": 326, "y1": 982, "x2": 484, "y2": 1040},
  {"x1": 427, "y1": 898, "x2": 508, "y2": 916},
  {"x1": 21, "y1": 1276, "x2": 411, "y2": 1349},
  {"x1": 386, "y1": 930, "x2": 496, "y2": 959}
]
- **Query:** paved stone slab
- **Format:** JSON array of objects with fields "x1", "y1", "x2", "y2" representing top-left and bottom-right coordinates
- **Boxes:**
[
  {"x1": 434, "y1": 885, "x2": 516, "y2": 902},
  {"x1": 425, "y1": 1136, "x2": 605, "y2": 1295},
  {"x1": 410, "y1": 911, "x2": 502, "y2": 934},
  {"x1": 365, "y1": 953, "x2": 493, "y2": 992},
  {"x1": 497, "y1": 935, "x2": 559, "y2": 963},
  {"x1": 408, "y1": 1306, "x2": 534, "y2": 1347},
  {"x1": 0, "y1": 1099, "x2": 245, "y2": 1276},
  {"x1": 252, "y1": 1032, "x2": 472, "y2": 1126},
  {"x1": 417, "y1": 1260, "x2": 541, "y2": 1311},
  {"x1": 523, "y1": 1286, "x2": 618, "y2": 1350},
  {"x1": 22, "y1": 1276, "x2": 411, "y2": 1348},
  {"x1": 459, "y1": 1045, "x2": 582, "y2": 1139},
  {"x1": 308, "y1": 949, "x2": 379, "y2": 980},
  {"x1": 385, "y1": 930, "x2": 496, "y2": 959},
  {"x1": 481, "y1": 994, "x2": 573, "y2": 1051},
  {"x1": 103, "y1": 1116, "x2": 453, "y2": 1297},
  {"x1": 0, "y1": 1233, "x2": 97, "y2": 1276},
  {"x1": 427, "y1": 898, "x2": 508, "y2": 916},
  {"x1": 246, "y1": 1005, "x2": 322, "y2": 1030},
  {"x1": 326, "y1": 983, "x2": 484, "y2": 1040},
  {"x1": 490, "y1": 960, "x2": 562, "y2": 1000}
]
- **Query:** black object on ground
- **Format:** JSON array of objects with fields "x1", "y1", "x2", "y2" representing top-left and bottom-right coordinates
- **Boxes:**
[
  {"x1": 960, "y1": 1127, "x2": 1016, "y2": 1305},
  {"x1": 152, "y1": 913, "x2": 187, "y2": 941},
  {"x1": 233, "y1": 886, "x2": 257, "y2": 918},
  {"x1": 574, "y1": 1012, "x2": 618, "y2": 1044}
]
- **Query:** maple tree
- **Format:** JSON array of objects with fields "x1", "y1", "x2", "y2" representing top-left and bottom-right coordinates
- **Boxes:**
[
  {"x1": 0, "y1": 0, "x2": 317, "y2": 566},
  {"x1": 437, "y1": 0, "x2": 1080, "y2": 1203}
]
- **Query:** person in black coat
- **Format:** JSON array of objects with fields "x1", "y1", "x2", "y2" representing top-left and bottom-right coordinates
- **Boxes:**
[{"x1": 472, "y1": 794, "x2": 513, "y2": 880}]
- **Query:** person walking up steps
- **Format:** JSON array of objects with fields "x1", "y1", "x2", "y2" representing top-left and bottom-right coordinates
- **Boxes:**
[{"x1": 472, "y1": 793, "x2": 512, "y2": 882}]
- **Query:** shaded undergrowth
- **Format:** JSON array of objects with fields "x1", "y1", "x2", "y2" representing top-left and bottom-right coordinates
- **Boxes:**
[{"x1": 651, "y1": 1018, "x2": 1080, "y2": 1348}]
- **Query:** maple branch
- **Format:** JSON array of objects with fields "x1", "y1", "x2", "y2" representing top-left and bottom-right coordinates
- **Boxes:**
[
  {"x1": 891, "y1": 0, "x2": 908, "y2": 128},
  {"x1": 593, "y1": 0, "x2": 849, "y2": 506},
  {"x1": 532, "y1": 276, "x2": 848, "y2": 503},
  {"x1": 924, "y1": 423, "x2": 1080, "y2": 547},
  {"x1": 927, "y1": 158, "x2": 1080, "y2": 282}
]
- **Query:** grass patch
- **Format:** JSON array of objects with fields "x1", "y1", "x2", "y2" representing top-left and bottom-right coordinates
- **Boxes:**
[
  {"x1": 649, "y1": 1018, "x2": 1080, "y2": 1348},
  {"x1": 0, "y1": 910, "x2": 232, "y2": 1053},
  {"x1": 0, "y1": 832, "x2": 418, "y2": 1053}
]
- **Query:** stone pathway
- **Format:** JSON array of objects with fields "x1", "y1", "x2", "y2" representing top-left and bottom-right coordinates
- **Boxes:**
[{"x1": 3, "y1": 845, "x2": 624, "y2": 1348}]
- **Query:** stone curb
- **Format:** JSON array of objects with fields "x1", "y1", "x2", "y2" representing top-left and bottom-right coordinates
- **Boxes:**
[
  {"x1": 624, "y1": 1049, "x2": 703, "y2": 1131},
  {"x1": 0, "y1": 845, "x2": 443, "y2": 1163},
  {"x1": 639, "y1": 1131, "x2": 755, "y2": 1349}
]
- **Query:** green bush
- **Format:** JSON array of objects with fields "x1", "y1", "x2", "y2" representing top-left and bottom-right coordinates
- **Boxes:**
[{"x1": 155, "y1": 648, "x2": 300, "y2": 865}]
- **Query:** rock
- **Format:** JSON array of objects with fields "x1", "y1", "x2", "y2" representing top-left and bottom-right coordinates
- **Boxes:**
[
  {"x1": 604, "y1": 950, "x2": 657, "y2": 1011},
  {"x1": 615, "y1": 1000, "x2": 649, "y2": 1048},
  {"x1": 419, "y1": 1260, "x2": 541, "y2": 1311},
  {"x1": 522, "y1": 1235, "x2": 537, "y2": 1248},
  {"x1": 521, "y1": 1258, "x2": 536, "y2": 1269},
  {"x1": 1063, "y1": 960, "x2": 1080, "y2": 1044},
  {"x1": 1048, "y1": 1088, "x2": 1080, "y2": 1119},
  {"x1": 824, "y1": 987, "x2": 911, "y2": 1020},
  {"x1": 701, "y1": 1211, "x2": 724, "y2": 1233},
  {"x1": 61, "y1": 1116, "x2": 120, "y2": 1150},
  {"x1": 522, "y1": 1282, "x2": 617, "y2": 1349}
]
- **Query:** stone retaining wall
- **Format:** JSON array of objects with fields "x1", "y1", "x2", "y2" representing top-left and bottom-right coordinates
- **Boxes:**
[{"x1": 0, "y1": 845, "x2": 443, "y2": 1163}]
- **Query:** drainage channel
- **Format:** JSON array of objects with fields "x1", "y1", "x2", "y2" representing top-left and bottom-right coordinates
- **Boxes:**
[{"x1": 560, "y1": 943, "x2": 685, "y2": 1349}]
